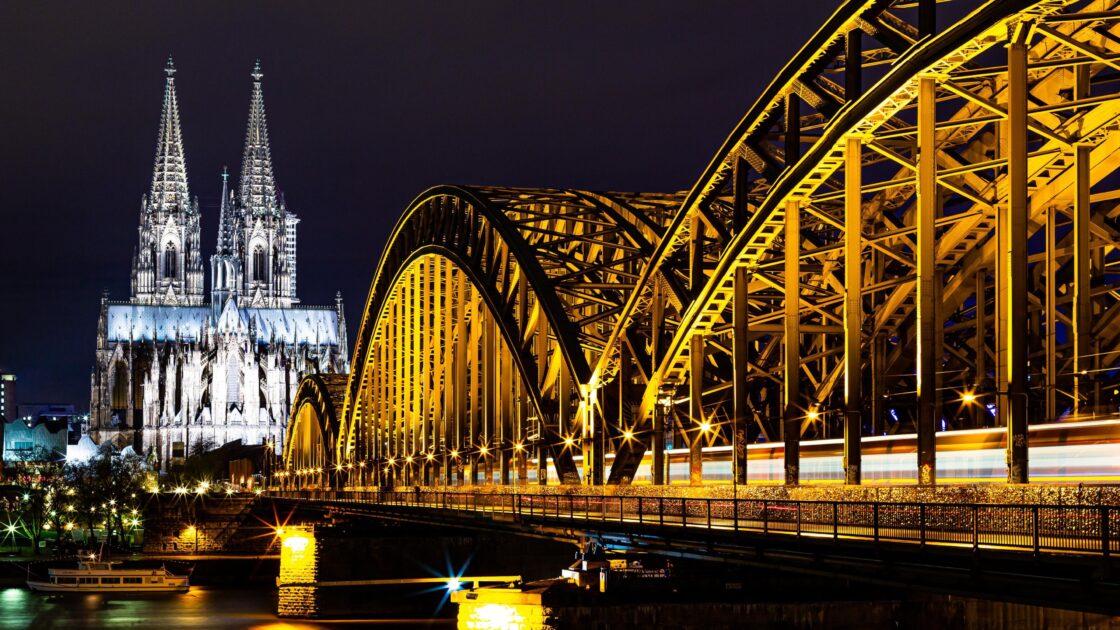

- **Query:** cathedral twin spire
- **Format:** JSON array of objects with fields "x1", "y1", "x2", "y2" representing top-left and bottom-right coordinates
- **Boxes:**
[
  {"x1": 150, "y1": 57, "x2": 191, "y2": 214},
  {"x1": 131, "y1": 57, "x2": 298, "y2": 309},
  {"x1": 239, "y1": 61, "x2": 281, "y2": 218}
]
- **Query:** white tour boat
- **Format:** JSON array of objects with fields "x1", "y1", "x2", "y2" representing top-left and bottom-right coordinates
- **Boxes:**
[{"x1": 27, "y1": 559, "x2": 190, "y2": 594}]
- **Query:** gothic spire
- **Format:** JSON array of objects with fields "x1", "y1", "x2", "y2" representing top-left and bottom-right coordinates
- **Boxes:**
[
  {"x1": 238, "y1": 60, "x2": 279, "y2": 217},
  {"x1": 150, "y1": 55, "x2": 190, "y2": 213},
  {"x1": 216, "y1": 166, "x2": 237, "y2": 256}
]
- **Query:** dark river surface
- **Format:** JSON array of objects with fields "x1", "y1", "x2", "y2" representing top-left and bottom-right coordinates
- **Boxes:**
[
  {"x1": 0, "y1": 587, "x2": 453, "y2": 629},
  {"x1": 2, "y1": 584, "x2": 1118, "y2": 629}
]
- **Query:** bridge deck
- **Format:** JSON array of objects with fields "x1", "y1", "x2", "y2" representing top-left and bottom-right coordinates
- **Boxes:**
[{"x1": 271, "y1": 490, "x2": 1118, "y2": 558}]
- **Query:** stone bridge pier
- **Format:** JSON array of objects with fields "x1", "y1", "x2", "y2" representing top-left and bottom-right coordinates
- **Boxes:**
[{"x1": 271, "y1": 509, "x2": 573, "y2": 619}]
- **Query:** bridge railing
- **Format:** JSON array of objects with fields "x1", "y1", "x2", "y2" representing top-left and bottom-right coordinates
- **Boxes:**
[{"x1": 271, "y1": 489, "x2": 1119, "y2": 557}]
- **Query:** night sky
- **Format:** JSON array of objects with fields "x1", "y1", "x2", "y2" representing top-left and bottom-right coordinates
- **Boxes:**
[{"x1": 0, "y1": 1, "x2": 830, "y2": 407}]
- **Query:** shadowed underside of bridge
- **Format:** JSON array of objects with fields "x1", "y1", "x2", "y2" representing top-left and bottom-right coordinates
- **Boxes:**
[{"x1": 284, "y1": 0, "x2": 1120, "y2": 491}]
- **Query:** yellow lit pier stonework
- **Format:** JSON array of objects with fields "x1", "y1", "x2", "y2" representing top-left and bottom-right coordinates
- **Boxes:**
[
  {"x1": 285, "y1": 0, "x2": 1120, "y2": 490},
  {"x1": 452, "y1": 587, "x2": 551, "y2": 630},
  {"x1": 277, "y1": 526, "x2": 319, "y2": 618}
]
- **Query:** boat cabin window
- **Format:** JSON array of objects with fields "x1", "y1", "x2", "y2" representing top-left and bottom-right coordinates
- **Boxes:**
[
  {"x1": 123, "y1": 577, "x2": 143, "y2": 584},
  {"x1": 149, "y1": 577, "x2": 163, "y2": 583},
  {"x1": 100, "y1": 577, "x2": 121, "y2": 584},
  {"x1": 55, "y1": 577, "x2": 77, "y2": 584},
  {"x1": 79, "y1": 578, "x2": 97, "y2": 584}
]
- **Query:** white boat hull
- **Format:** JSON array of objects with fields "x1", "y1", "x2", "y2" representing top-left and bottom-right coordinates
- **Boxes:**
[{"x1": 27, "y1": 579, "x2": 189, "y2": 594}]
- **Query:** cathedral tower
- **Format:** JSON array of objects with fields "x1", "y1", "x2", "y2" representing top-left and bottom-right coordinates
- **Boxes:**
[
  {"x1": 210, "y1": 167, "x2": 241, "y2": 313},
  {"x1": 131, "y1": 57, "x2": 205, "y2": 305},
  {"x1": 237, "y1": 61, "x2": 297, "y2": 307}
]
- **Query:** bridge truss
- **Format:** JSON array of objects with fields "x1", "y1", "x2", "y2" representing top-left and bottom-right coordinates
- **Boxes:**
[{"x1": 284, "y1": 0, "x2": 1120, "y2": 489}]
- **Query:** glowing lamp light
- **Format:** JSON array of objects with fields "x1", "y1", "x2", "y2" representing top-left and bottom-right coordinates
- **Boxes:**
[
  {"x1": 469, "y1": 603, "x2": 524, "y2": 627},
  {"x1": 426, "y1": 453, "x2": 435, "y2": 461},
  {"x1": 479, "y1": 446, "x2": 489, "y2": 456},
  {"x1": 961, "y1": 391, "x2": 977, "y2": 404},
  {"x1": 699, "y1": 421, "x2": 712, "y2": 433},
  {"x1": 622, "y1": 430, "x2": 634, "y2": 441},
  {"x1": 563, "y1": 437, "x2": 576, "y2": 447},
  {"x1": 283, "y1": 534, "x2": 309, "y2": 553},
  {"x1": 405, "y1": 455, "x2": 414, "y2": 464},
  {"x1": 806, "y1": 408, "x2": 820, "y2": 421},
  {"x1": 447, "y1": 578, "x2": 461, "y2": 591},
  {"x1": 450, "y1": 450, "x2": 459, "y2": 458},
  {"x1": 514, "y1": 443, "x2": 524, "y2": 452}
]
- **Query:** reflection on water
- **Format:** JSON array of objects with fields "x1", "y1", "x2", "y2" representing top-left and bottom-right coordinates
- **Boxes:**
[{"x1": 0, "y1": 587, "x2": 451, "y2": 629}]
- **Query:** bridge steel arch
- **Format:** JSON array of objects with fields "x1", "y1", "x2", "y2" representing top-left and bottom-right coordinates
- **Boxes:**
[
  {"x1": 287, "y1": 0, "x2": 1120, "y2": 489},
  {"x1": 603, "y1": 0, "x2": 1120, "y2": 487},
  {"x1": 282, "y1": 373, "x2": 348, "y2": 489},
  {"x1": 332, "y1": 185, "x2": 682, "y2": 487}
]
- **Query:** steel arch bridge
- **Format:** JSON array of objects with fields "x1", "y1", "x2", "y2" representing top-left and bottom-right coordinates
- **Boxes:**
[{"x1": 282, "y1": 0, "x2": 1120, "y2": 491}]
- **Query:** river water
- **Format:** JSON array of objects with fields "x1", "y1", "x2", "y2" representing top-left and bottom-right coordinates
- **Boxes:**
[
  {"x1": 2, "y1": 584, "x2": 1118, "y2": 628},
  {"x1": 0, "y1": 587, "x2": 453, "y2": 629}
]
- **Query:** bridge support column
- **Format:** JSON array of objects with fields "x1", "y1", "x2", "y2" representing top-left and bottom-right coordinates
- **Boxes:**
[
  {"x1": 500, "y1": 343, "x2": 513, "y2": 486},
  {"x1": 1072, "y1": 143, "x2": 1092, "y2": 418},
  {"x1": 974, "y1": 269, "x2": 987, "y2": 427},
  {"x1": 733, "y1": 270, "x2": 750, "y2": 487},
  {"x1": 689, "y1": 334, "x2": 705, "y2": 486},
  {"x1": 783, "y1": 198, "x2": 801, "y2": 486},
  {"x1": 732, "y1": 158, "x2": 750, "y2": 487},
  {"x1": 652, "y1": 281, "x2": 667, "y2": 486},
  {"x1": 584, "y1": 385, "x2": 603, "y2": 485},
  {"x1": 1002, "y1": 34, "x2": 1029, "y2": 483},
  {"x1": 1045, "y1": 206, "x2": 1058, "y2": 424},
  {"x1": 916, "y1": 75, "x2": 938, "y2": 486},
  {"x1": 535, "y1": 293, "x2": 550, "y2": 486},
  {"x1": 559, "y1": 363, "x2": 576, "y2": 485},
  {"x1": 277, "y1": 526, "x2": 319, "y2": 618},
  {"x1": 843, "y1": 135, "x2": 863, "y2": 485},
  {"x1": 688, "y1": 211, "x2": 705, "y2": 486}
]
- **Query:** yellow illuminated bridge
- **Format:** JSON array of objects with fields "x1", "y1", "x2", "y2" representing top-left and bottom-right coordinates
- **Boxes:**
[{"x1": 282, "y1": 0, "x2": 1120, "y2": 497}]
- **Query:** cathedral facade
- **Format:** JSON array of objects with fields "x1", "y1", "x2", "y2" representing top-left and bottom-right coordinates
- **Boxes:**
[{"x1": 90, "y1": 59, "x2": 349, "y2": 468}]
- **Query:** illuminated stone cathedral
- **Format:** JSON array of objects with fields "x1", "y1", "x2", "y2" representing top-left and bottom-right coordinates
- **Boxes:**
[{"x1": 90, "y1": 58, "x2": 348, "y2": 468}]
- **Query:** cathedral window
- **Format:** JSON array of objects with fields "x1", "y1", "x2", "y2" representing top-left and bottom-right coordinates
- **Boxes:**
[
  {"x1": 111, "y1": 362, "x2": 129, "y2": 410},
  {"x1": 252, "y1": 246, "x2": 266, "y2": 283},
  {"x1": 163, "y1": 244, "x2": 178, "y2": 279}
]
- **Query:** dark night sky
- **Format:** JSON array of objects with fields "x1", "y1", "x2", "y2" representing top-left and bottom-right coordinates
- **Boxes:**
[{"x1": 0, "y1": 1, "x2": 831, "y2": 407}]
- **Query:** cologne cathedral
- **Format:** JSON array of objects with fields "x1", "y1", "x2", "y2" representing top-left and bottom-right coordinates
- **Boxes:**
[{"x1": 90, "y1": 59, "x2": 349, "y2": 468}]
